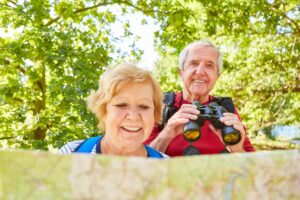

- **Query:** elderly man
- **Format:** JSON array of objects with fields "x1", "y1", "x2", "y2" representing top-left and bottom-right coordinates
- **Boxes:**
[{"x1": 144, "y1": 39, "x2": 255, "y2": 156}]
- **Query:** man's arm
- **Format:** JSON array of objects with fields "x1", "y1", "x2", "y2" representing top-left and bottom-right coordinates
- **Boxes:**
[
  {"x1": 145, "y1": 103, "x2": 200, "y2": 153},
  {"x1": 148, "y1": 125, "x2": 177, "y2": 153}
]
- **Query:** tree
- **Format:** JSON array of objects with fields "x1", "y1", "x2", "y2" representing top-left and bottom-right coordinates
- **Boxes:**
[
  {"x1": 0, "y1": 0, "x2": 161, "y2": 149},
  {"x1": 1, "y1": 0, "x2": 299, "y2": 150},
  {"x1": 154, "y1": 0, "x2": 300, "y2": 136}
]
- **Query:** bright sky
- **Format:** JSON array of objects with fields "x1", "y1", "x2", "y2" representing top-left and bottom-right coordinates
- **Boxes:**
[
  {"x1": 134, "y1": 18, "x2": 159, "y2": 71},
  {"x1": 109, "y1": 10, "x2": 159, "y2": 71}
]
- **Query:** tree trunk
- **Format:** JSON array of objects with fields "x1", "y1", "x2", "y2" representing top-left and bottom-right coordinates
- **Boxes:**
[{"x1": 33, "y1": 64, "x2": 47, "y2": 140}]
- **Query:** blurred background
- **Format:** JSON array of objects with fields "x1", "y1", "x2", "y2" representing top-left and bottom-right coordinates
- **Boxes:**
[{"x1": 0, "y1": 0, "x2": 299, "y2": 151}]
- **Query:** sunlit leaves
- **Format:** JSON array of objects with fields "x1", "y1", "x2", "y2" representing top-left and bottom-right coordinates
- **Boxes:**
[
  {"x1": 0, "y1": 0, "x2": 154, "y2": 149},
  {"x1": 154, "y1": 0, "x2": 299, "y2": 136}
]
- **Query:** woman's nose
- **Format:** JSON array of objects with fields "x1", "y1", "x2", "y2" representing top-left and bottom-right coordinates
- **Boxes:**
[{"x1": 126, "y1": 107, "x2": 140, "y2": 119}]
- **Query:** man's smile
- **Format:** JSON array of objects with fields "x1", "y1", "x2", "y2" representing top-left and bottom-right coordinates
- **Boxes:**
[{"x1": 193, "y1": 79, "x2": 205, "y2": 83}]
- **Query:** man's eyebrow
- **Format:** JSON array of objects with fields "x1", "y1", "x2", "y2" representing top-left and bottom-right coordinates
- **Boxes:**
[
  {"x1": 188, "y1": 58, "x2": 217, "y2": 64},
  {"x1": 207, "y1": 60, "x2": 216, "y2": 64}
]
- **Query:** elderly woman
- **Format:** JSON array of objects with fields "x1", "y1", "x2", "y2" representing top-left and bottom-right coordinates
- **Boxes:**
[{"x1": 59, "y1": 63, "x2": 166, "y2": 158}]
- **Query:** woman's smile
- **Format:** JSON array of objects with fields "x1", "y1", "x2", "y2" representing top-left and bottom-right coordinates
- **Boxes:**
[{"x1": 121, "y1": 126, "x2": 142, "y2": 133}]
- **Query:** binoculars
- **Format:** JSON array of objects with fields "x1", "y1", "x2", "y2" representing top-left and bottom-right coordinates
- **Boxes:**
[{"x1": 183, "y1": 101, "x2": 241, "y2": 145}]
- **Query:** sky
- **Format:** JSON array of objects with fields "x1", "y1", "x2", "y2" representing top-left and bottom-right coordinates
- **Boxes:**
[
  {"x1": 134, "y1": 18, "x2": 159, "y2": 71},
  {"x1": 109, "y1": 10, "x2": 159, "y2": 71}
]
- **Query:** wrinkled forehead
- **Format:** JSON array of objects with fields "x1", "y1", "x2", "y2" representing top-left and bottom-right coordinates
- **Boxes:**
[
  {"x1": 186, "y1": 46, "x2": 218, "y2": 64},
  {"x1": 115, "y1": 80, "x2": 153, "y2": 95}
]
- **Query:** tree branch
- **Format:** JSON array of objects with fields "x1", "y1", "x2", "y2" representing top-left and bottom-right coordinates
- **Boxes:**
[
  {"x1": 5, "y1": 59, "x2": 26, "y2": 74},
  {"x1": 44, "y1": 1, "x2": 166, "y2": 27},
  {"x1": 0, "y1": 136, "x2": 16, "y2": 140},
  {"x1": 45, "y1": 2, "x2": 117, "y2": 26},
  {"x1": 8, "y1": 0, "x2": 17, "y2": 6},
  {"x1": 73, "y1": 2, "x2": 115, "y2": 14},
  {"x1": 13, "y1": 97, "x2": 24, "y2": 103},
  {"x1": 119, "y1": 0, "x2": 167, "y2": 15},
  {"x1": 280, "y1": 11, "x2": 300, "y2": 34},
  {"x1": 0, "y1": 2, "x2": 13, "y2": 8},
  {"x1": 17, "y1": 64, "x2": 26, "y2": 74},
  {"x1": 267, "y1": 3, "x2": 300, "y2": 34}
]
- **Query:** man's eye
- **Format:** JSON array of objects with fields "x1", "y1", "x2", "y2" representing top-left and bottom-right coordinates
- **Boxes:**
[
  {"x1": 206, "y1": 62, "x2": 215, "y2": 68},
  {"x1": 190, "y1": 61, "x2": 198, "y2": 66}
]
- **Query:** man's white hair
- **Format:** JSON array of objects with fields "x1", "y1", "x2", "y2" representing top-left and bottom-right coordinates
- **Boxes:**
[{"x1": 178, "y1": 39, "x2": 223, "y2": 73}]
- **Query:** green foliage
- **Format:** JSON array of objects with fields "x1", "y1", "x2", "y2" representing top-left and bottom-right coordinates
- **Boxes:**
[
  {"x1": 0, "y1": 0, "x2": 157, "y2": 149},
  {"x1": 154, "y1": 0, "x2": 300, "y2": 136},
  {"x1": 153, "y1": 49, "x2": 182, "y2": 92},
  {"x1": 1, "y1": 0, "x2": 299, "y2": 150}
]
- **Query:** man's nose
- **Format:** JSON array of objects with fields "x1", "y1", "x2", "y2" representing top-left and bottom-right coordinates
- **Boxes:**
[{"x1": 195, "y1": 62, "x2": 205, "y2": 74}]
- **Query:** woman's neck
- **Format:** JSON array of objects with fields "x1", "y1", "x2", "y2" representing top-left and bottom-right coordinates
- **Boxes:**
[{"x1": 100, "y1": 136, "x2": 147, "y2": 157}]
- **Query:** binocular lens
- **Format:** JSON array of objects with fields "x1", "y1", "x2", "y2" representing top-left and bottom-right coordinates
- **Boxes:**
[
  {"x1": 224, "y1": 132, "x2": 240, "y2": 144},
  {"x1": 183, "y1": 130, "x2": 200, "y2": 141}
]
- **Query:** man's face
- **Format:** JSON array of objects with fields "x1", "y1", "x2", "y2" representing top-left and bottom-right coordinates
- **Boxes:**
[{"x1": 180, "y1": 46, "x2": 219, "y2": 102}]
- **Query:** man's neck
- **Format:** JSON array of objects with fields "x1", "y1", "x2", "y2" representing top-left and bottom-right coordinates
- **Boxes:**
[{"x1": 182, "y1": 91, "x2": 209, "y2": 104}]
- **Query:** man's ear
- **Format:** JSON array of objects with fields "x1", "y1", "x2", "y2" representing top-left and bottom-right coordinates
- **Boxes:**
[
  {"x1": 217, "y1": 71, "x2": 222, "y2": 79},
  {"x1": 178, "y1": 68, "x2": 182, "y2": 79}
]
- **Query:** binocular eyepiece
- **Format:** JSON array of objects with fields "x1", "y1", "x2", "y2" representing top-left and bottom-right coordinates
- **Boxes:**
[{"x1": 183, "y1": 101, "x2": 241, "y2": 145}]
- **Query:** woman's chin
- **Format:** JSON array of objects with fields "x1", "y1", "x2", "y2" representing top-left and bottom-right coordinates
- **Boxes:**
[{"x1": 120, "y1": 135, "x2": 144, "y2": 147}]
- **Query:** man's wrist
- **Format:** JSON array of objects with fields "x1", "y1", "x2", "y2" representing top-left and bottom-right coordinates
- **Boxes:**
[
  {"x1": 225, "y1": 145, "x2": 232, "y2": 153},
  {"x1": 226, "y1": 145, "x2": 245, "y2": 153},
  {"x1": 157, "y1": 128, "x2": 175, "y2": 144},
  {"x1": 150, "y1": 128, "x2": 174, "y2": 152}
]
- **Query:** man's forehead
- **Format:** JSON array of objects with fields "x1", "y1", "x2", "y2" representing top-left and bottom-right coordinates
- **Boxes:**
[
  {"x1": 187, "y1": 46, "x2": 218, "y2": 63},
  {"x1": 188, "y1": 56, "x2": 217, "y2": 63},
  {"x1": 187, "y1": 56, "x2": 217, "y2": 65}
]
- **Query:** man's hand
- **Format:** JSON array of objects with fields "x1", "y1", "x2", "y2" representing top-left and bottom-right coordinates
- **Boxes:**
[
  {"x1": 209, "y1": 113, "x2": 246, "y2": 153},
  {"x1": 150, "y1": 104, "x2": 199, "y2": 152},
  {"x1": 162, "y1": 104, "x2": 200, "y2": 139}
]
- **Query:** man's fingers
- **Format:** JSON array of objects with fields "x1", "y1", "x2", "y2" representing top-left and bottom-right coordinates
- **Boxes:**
[
  {"x1": 223, "y1": 112, "x2": 238, "y2": 118},
  {"x1": 176, "y1": 113, "x2": 198, "y2": 120},
  {"x1": 179, "y1": 105, "x2": 200, "y2": 115},
  {"x1": 222, "y1": 119, "x2": 241, "y2": 126},
  {"x1": 220, "y1": 113, "x2": 242, "y2": 127},
  {"x1": 168, "y1": 118, "x2": 189, "y2": 129}
]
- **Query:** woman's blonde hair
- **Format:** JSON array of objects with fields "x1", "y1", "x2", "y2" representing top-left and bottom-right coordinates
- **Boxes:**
[{"x1": 87, "y1": 63, "x2": 163, "y2": 130}]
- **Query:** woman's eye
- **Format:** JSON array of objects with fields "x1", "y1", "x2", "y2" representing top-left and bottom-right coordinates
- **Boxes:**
[
  {"x1": 115, "y1": 104, "x2": 127, "y2": 107},
  {"x1": 139, "y1": 105, "x2": 149, "y2": 109}
]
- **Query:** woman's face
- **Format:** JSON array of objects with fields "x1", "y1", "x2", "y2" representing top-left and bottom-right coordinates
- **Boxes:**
[{"x1": 104, "y1": 82, "x2": 155, "y2": 149}]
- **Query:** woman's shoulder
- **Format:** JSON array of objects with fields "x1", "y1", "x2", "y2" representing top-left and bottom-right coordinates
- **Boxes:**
[
  {"x1": 145, "y1": 145, "x2": 169, "y2": 158},
  {"x1": 160, "y1": 152, "x2": 170, "y2": 158},
  {"x1": 58, "y1": 140, "x2": 84, "y2": 154}
]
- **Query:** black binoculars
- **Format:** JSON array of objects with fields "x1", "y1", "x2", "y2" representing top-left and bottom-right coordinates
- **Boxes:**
[{"x1": 183, "y1": 101, "x2": 241, "y2": 145}]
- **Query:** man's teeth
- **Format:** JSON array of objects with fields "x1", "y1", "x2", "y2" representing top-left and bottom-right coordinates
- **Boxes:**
[
  {"x1": 123, "y1": 127, "x2": 141, "y2": 131},
  {"x1": 194, "y1": 80, "x2": 205, "y2": 83}
]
